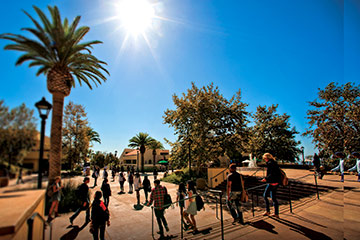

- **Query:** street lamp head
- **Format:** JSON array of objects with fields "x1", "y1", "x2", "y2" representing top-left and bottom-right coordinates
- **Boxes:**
[{"x1": 35, "y1": 97, "x2": 52, "y2": 119}]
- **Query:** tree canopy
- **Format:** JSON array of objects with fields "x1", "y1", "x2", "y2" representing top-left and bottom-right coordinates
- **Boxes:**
[
  {"x1": 163, "y1": 82, "x2": 250, "y2": 170},
  {"x1": 0, "y1": 100, "x2": 37, "y2": 169},
  {"x1": 304, "y1": 82, "x2": 360, "y2": 156},
  {"x1": 248, "y1": 104, "x2": 301, "y2": 162}
]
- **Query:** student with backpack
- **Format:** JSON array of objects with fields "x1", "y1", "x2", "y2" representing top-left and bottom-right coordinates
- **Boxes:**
[
  {"x1": 90, "y1": 191, "x2": 110, "y2": 240},
  {"x1": 47, "y1": 176, "x2": 63, "y2": 222},
  {"x1": 183, "y1": 181, "x2": 198, "y2": 232},
  {"x1": 261, "y1": 153, "x2": 282, "y2": 218},
  {"x1": 101, "y1": 178, "x2": 111, "y2": 207},
  {"x1": 70, "y1": 177, "x2": 91, "y2": 225},
  {"x1": 118, "y1": 171, "x2": 126, "y2": 194},
  {"x1": 226, "y1": 164, "x2": 245, "y2": 225}
]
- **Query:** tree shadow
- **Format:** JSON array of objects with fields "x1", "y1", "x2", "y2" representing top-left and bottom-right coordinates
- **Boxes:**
[
  {"x1": 60, "y1": 222, "x2": 89, "y2": 240},
  {"x1": 272, "y1": 217, "x2": 332, "y2": 240},
  {"x1": 249, "y1": 220, "x2": 278, "y2": 234}
]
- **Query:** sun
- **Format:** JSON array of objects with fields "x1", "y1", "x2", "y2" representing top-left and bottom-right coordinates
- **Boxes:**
[{"x1": 117, "y1": 0, "x2": 155, "y2": 37}]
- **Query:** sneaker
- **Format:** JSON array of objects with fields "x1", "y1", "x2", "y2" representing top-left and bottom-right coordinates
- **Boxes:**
[
  {"x1": 272, "y1": 214, "x2": 279, "y2": 218},
  {"x1": 165, "y1": 225, "x2": 169, "y2": 232},
  {"x1": 263, "y1": 212, "x2": 270, "y2": 216}
]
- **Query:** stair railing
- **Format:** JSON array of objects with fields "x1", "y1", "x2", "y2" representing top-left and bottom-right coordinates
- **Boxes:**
[
  {"x1": 27, "y1": 212, "x2": 52, "y2": 240},
  {"x1": 209, "y1": 167, "x2": 229, "y2": 188}
]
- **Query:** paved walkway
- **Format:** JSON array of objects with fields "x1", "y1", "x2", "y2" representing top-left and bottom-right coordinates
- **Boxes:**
[{"x1": 2, "y1": 169, "x2": 360, "y2": 239}]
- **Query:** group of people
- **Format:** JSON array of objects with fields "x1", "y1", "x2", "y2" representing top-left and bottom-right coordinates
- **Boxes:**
[{"x1": 313, "y1": 152, "x2": 360, "y2": 182}]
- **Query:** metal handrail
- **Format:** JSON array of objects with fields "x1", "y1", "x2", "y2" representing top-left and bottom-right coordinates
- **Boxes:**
[{"x1": 27, "y1": 212, "x2": 52, "y2": 240}]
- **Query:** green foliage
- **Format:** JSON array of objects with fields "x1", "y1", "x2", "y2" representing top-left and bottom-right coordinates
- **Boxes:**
[
  {"x1": 63, "y1": 102, "x2": 98, "y2": 170},
  {"x1": 0, "y1": 5, "x2": 109, "y2": 88},
  {"x1": 0, "y1": 100, "x2": 37, "y2": 168},
  {"x1": 248, "y1": 104, "x2": 301, "y2": 161},
  {"x1": 128, "y1": 132, "x2": 155, "y2": 171},
  {"x1": 91, "y1": 151, "x2": 106, "y2": 168},
  {"x1": 58, "y1": 181, "x2": 82, "y2": 213},
  {"x1": 161, "y1": 168, "x2": 199, "y2": 184},
  {"x1": 163, "y1": 82, "x2": 250, "y2": 170},
  {"x1": 304, "y1": 82, "x2": 360, "y2": 156}
]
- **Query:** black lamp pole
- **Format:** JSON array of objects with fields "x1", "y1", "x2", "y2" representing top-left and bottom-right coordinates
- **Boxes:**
[{"x1": 35, "y1": 97, "x2": 52, "y2": 189}]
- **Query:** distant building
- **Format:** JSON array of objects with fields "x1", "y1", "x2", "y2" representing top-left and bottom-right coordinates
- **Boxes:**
[
  {"x1": 22, "y1": 132, "x2": 50, "y2": 172},
  {"x1": 119, "y1": 148, "x2": 169, "y2": 167}
]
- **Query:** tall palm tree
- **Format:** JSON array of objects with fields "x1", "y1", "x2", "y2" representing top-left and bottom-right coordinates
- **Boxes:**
[
  {"x1": 128, "y1": 132, "x2": 155, "y2": 172},
  {"x1": 149, "y1": 140, "x2": 164, "y2": 167},
  {"x1": 0, "y1": 6, "x2": 109, "y2": 183},
  {"x1": 87, "y1": 127, "x2": 101, "y2": 146}
]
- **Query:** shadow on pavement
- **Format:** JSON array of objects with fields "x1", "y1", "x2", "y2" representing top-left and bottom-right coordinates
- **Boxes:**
[
  {"x1": 273, "y1": 217, "x2": 332, "y2": 240},
  {"x1": 249, "y1": 220, "x2": 278, "y2": 234},
  {"x1": 60, "y1": 222, "x2": 89, "y2": 240},
  {"x1": 187, "y1": 227, "x2": 213, "y2": 236},
  {"x1": 290, "y1": 213, "x2": 328, "y2": 228}
]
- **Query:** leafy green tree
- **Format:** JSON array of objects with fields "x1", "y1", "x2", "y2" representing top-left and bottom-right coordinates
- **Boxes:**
[
  {"x1": 148, "y1": 140, "x2": 164, "y2": 167},
  {"x1": 87, "y1": 127, "x2": 101, "y2": 146},
  {"x1": 128, "y1": 132, "x2": 155, "y2": 172},
  {"x1": 90, "y1": 151, "x2": 106, "y2": 168},
  {"x1": 249, "y1": 104, "x2": 300, "y2": 162},
  {"x1": 0, "y1": 6, "x2": 108, "y2": 182},
  {"x1": 164, "y1": 82, "x2": 250, "y2": 171},
  {"x1": 304, "y1": 82, "x2": 360, "y2": 156},
  {"x1": 62, "y1": 102, "x2": 90, "y2": 170},
  {"x1": 0, "y1": 100, "x2": 37, "y2": 169}
]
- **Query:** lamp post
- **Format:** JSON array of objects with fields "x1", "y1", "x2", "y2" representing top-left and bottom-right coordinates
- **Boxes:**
[
  {"x1": 301, "y1": 146, "x2": 305, "y2": 165},
  {"x1": 35, "y1": 97, "x2": 52, "y2": 189}
]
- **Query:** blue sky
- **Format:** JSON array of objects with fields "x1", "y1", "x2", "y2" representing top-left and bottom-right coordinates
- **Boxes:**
[{"x1": 0, "y1": 0, "x2": 357, "y2": 158}]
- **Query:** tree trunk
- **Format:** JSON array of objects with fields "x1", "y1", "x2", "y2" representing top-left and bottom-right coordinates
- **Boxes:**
[{"x1": 48, "y1": 92, "x2": 65, "y2": 184}]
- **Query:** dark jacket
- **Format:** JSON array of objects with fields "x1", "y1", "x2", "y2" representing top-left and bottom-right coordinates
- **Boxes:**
[
  {"x1": 265, "y1": 159, "x2": 282, "y2": 184},
  {"x1": 101, "y1": 182, "x2": 112, "y2": 197},
  {"x1": 142, "y1": 178, "x2": 151, "y2": 191},
  {"x1": 91, "y1": 200, "x2": 109, "y2": 225},
  {"x1": 77, "y1": 183, "x2": 89, "y2": 202}
]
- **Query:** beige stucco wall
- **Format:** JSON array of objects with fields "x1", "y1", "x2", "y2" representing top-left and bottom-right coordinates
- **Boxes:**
[
  {"x1": 0, "y1": 190, "x2": 45, "y2": 240},
  {"x1": 208, "y1": 168, "x2": 229, "y2": 188},
  {"x1": 119, "y1": 148, "x2": 169, "y2": 166}
]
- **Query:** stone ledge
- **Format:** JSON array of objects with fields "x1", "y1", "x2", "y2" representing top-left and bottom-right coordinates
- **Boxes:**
[{"x1": 0, "y1": 189, "x2": 45, "y2": 236}]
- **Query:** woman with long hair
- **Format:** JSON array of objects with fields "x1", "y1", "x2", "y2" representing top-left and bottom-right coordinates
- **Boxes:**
[
  {"x1": 183, "y1": 181, "x2": 198, "y2": 232},
  {"x1": 90, "y1": 191, "x2": 110, "y2": 240},
  {"x1": 48, "y1": 176, "x2": 63, "y2": 222}
]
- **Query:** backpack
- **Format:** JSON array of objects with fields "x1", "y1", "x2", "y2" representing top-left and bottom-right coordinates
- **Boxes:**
[
  {"x1": 47, "y1": 185, "x2": 54, "y2": 197},
  {"x1": 163, "y1": 187, "x2": 172, "y2": 209},
  {"x1": 195, "y1": 195, "x2": 204, "y2": 211},
  {"x1": 279, "y1": 168, "x2": 288, "y2": 186}
]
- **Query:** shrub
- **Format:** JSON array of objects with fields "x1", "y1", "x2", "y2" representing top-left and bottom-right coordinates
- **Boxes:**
[
  {"x1": 161, "y1": 167, "x2": 206, "y2": 184},
  {"x1": 58, "y1": 181, "x2": 82, "y2": 213}
]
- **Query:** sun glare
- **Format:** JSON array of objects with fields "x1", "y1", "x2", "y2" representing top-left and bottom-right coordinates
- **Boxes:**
[{"x1": 117, "y1": 0, "x2": 155, "y2": 36}]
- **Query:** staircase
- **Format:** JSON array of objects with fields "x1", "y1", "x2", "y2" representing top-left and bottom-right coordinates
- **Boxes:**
[{"x1": 213, "y1": 175, "x2": 337, "y2": 201}]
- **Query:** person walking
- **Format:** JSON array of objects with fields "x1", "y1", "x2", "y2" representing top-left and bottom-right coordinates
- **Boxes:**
[
  {"x1": 153, "y1": 168, "x2": 158, "y2": 180},
  {"x1": 48, "y1": 176, "x2": 63, "y2": 222},
  {"x1": 349, "y1": 152, "x2": 360, "y2": 182},
  {"x1": 183, "y1": 181, "x2": 198, "y2": 232},
  {"x1": 128, "y1": 172, "x2": 134, "y2": 193},
  {"x1": 134, "y1": 173, "x2": 142, "y2": 205},
  {"x1": 101, "y1": 178, "x2": 111, "y2": 207},
  {"x1": 142, "y1": 175, "x2": 151, "y2": 203},
  {"x1": 330, "y1": 152, "x2": 346, "y2": 182},
  {"x1": 146, "y1": 179, "x2": 169, "y2": 239},
  {"x1": 312, "y1": 153, "x2": 324, "y2": 179},
  {"x1": 92, "y1": 166, "x2": 99, "y2": 187},
  {"x1": 70, "y1": 177, "x2": 91, "y2": 225},
  {"x1": 176, "y1": 183, "x2": 187, "y2": 229},
  {"x1": 226, "y1": 163, "x2": 245, "y2": 224},
  {"x1": 111, "y1": 167, "x2": 116, "y2": 182},
  {"x1": 90, "y1": 191, "x2": 110, "y2": 240},
  {"x1": 261, "y1": 153, "x2": 282, "y2": 218},
  {"x1": 118, "y1": 171, "x2": 126, "y2": 194},
  {"x1": 103, "y1": 167, "x2": 108, "y2": 179},
  {"x1": 16, "y1": 165, "x2": 24, "y2": 184}
]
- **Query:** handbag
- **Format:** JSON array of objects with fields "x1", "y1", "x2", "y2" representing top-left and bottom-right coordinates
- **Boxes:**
[{"x1": 240, "y1": 175, "x2": 248, "y2": 203}]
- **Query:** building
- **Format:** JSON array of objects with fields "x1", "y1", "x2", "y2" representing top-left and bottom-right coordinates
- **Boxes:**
[
  {"x1": 119, "y1": 148, "x2": 169, "y2": 167},
  {"x1": 22, "y1": 132, "x2": 50, "y2": 172}
]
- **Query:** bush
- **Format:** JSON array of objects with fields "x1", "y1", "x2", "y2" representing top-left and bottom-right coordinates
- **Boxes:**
[
  {"x1": 57, "y1": 181, "x2": 82, "y2": 213},
  {"x1": 161, "y1": 167, "x2": 206, "y2": 184}
]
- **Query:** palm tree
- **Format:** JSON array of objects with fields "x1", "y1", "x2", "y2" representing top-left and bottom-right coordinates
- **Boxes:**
[
  {"x1": 148, "y1": 140, "x2": 164, "y2": 167},
  {"x1": 87, "y1": 127, "x2": 101, "y2": 146},
  {"x1": 0, "y1": 6, "x2": 109, "y2": 183},
  {"x1": 128, "y1": 132, "x2": 155, "y2": 172}
]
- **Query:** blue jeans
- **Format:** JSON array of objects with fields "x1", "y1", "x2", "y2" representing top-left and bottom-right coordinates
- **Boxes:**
[
  {"x1": 226, "y1": 193, "x2": 243, "y2": 220},
  {"x1": 263, "y1": 184, "x2": 279, "y2": 215}
]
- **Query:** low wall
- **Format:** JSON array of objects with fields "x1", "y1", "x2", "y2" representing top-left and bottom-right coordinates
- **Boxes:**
[
  {"x1": 208, "y1": 168, "x2": 229, "y2": 188},
  {"x1": 0, "y1": 189, "x2": 46, "y2": 240}
]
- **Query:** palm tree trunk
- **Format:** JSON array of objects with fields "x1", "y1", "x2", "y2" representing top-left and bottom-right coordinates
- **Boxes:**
[
  {"x1": 49, "y1": 92, "x2": 65, "y2": 184},
  {"x1": 141, "y1": 153, "x2": 145, "y2": 172},
  {"x1": 153, "y1": 153, "x2": 156, "y2": 168}
]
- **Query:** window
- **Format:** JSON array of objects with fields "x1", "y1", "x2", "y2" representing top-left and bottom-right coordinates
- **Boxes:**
[{"x1": 125, "y1": 160, "x2": 132, "y2": 164}]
